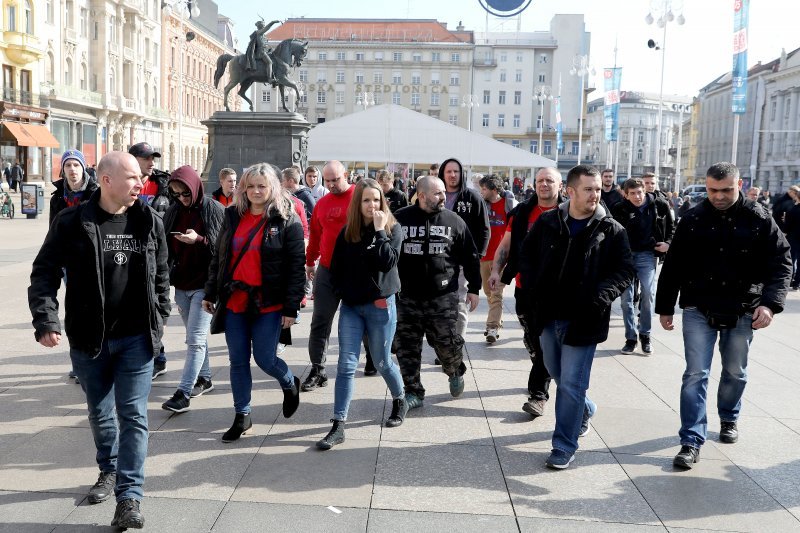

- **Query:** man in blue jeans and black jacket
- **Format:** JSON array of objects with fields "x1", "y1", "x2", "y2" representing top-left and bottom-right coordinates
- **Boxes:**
[
  {"x1": 656, "y1": 162, "x2": 791, "y2": 469},
  {"x1": 28, "y1": 151, "x2": 171, "y2": 529}
]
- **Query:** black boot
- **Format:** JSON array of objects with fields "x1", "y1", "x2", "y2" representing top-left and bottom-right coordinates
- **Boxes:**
[
  {"x1": 301, "y1": 367, "x2": 328, "y2": 392},
  {"x1": 316, "y1": 419, "x2": 345, "y2": 450},
  {"x1": 283, "y1": 376, "x2": 301, "y2": 418},
  {"x1": 640, "y1": 334, "x2": 653, "y2": 354},
  {"x1": 385, "y1": 397, "x2": 408, "y2": 428},
  {"x1": 221, "y1": 413, "x2": 252, "y2": 443}
]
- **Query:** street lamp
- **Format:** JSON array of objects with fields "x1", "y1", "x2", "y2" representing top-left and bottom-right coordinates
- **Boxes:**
[
  {"x1": 356, "y1": 92, "x2": 374, "y2": 176},
  {"x1": 533, "y1": 85, "x2": 552, "y2": 156},
  {"x1": 162, "y1": 0, "x2": 200, "y2": 168},
  {"x1": 569, "y1": 55, "x2": 594, "y2": 164},
  {"x1": 461, "y1": 94, "x2": 479, "y2": 131},
  {"x1": 646, "y1": 0, "x2": 685, "y2": 183}
]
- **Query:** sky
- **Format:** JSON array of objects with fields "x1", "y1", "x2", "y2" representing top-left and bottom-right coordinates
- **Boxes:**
[{"x1": 214, "y1": 0, "x2": 797, "y2": 98}]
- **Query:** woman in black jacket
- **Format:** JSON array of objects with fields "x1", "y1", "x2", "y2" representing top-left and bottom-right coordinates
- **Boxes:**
[
  {"x1": 202, "y1": 163, "x2": 305, "y2": 442},
  {"x1": 316, "y1": 179, "x2": 407, "y2": 450}
]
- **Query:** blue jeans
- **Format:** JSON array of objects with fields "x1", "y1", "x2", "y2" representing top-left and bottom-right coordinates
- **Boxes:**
[
  {"x1": 334, "y1": 295, "x2": 405, "y2": 421},
  {"x1": 225, "y1": 310, "x2": 294, "y2": 414},
  {"x1": 70, "y1": 334, "x2": 153, "y2": 502},
  {"x1": 679, "y1": 307, "x2": 753, "y2": 448},
  {"x1": 540, "y1": 321, "x2": 598, "y2": 455},
  {"x1": 621, "y1": 251, "x2": 656, "y2": 340},
  {"x1": 174, "y1": 288, "x2": 212, "y2": 396}
]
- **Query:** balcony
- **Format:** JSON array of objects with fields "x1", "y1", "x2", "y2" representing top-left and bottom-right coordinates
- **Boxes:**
[
  {"x1": 2, "y1": 88, "x2": 42, "y2": 107},
  {"x1": 44, "y1": 83, "x2": 103, "y2": 106},
  {"x1": 146, "y1": 106, "x2": 169, "y2": 120},
  {"x1": 65, "y1": 27, "x2": 78, "y2": 44},
  {"x1": 123, "y1": 47, "x2": 135, "y2": 62},
  {"x1": 473, "y1": 58, "x2": 497, "y2": 68},
  {"x1": 3, "y1": 31, "x2": 43, "y2": 65}
]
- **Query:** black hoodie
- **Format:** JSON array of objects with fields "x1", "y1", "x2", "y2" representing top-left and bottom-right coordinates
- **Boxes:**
[{"x1": 438, "y1": 158, "x2": 491, "y2": 258}]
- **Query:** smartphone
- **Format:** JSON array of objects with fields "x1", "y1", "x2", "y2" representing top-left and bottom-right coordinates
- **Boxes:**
[{"x1": 170, "y1": 231, "x2": 183, "y2": 235}]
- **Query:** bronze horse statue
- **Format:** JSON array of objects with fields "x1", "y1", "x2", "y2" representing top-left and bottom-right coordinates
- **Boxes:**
[{"x1": 214, "y1": 38, "x2": 308, "y2": 112}]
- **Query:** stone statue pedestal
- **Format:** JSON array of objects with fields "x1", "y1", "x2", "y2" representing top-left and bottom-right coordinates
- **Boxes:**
[{"x1": 201, "y1": 111, "x2": 310, "y2": 190}]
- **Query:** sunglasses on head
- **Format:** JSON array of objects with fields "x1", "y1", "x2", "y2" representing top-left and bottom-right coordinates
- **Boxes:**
[{"x1": 169, "y1": 190, "x2": 191, "y2": 198}]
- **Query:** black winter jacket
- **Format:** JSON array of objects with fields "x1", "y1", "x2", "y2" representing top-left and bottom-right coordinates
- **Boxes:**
[
  {"x1": 611, "y1": 193, "x2": 675, "y2": 256},
  {"x1": 291, "y1": 186, "x2": 316, "y2": 226},
  {"x1": 29, "y1": 192, "x2": 171, "y2": 357},
  {"x1": 438, "y1": 158, "x2": 491, "y2": 257},
  {"x1": 204, "y1": 204, "x2": 306, "y2": 331},
  {"x1": 49, "y1": 175, "x2": 98, "y2": 225},
  {"x1": 385, "y1": 188, "x2": 409, "y2": 214},
  {"x1": 146, "y1": 169, "x2": 171, "y2": 215},
  {"x1": 331, "y1": 223, "x2": 402, "y2": 305},
  {"x1": 785, "y1": 203, "x2": 800, "y2": 244},
  {"x1": 655, "y1": 196, "x2": 792, "y2": 317},
  {"x1": 163, "y1": 195, "x2": 225, "y2": 273},
  {"x1": 394, "y1": 204, "x2": 481, "y2": 299},
  {"x1": 519, "y1": 202, "x2": 635, "y2": 345}
]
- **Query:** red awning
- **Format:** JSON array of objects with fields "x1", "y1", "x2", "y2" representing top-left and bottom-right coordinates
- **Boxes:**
[{"x1": 2, "y1": 122, "x2": 59, "y2": 148}]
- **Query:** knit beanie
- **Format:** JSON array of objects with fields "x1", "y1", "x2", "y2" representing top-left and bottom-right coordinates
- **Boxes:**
[{"x1": 60, "y1": 149, "x2": 86, "y2": 177}]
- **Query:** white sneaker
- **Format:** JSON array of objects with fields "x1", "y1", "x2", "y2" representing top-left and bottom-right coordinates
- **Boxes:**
[
  {"x1": 486, "y1": 328, "x2": 499, "y2": 343},
  {"x1": 277, "y1": 343, "x2": 286, "y2": 354}
]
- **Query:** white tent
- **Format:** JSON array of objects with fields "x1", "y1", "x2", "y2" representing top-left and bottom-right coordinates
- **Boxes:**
[{"x1": 307, "y1": 104, "x2": 557, "y2": 172}]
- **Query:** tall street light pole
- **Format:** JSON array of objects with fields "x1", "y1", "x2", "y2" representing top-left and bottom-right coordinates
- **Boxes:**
[
  {"x1": 646, "y1": 0, "x2": 685, "y2": 186},
  {"x1": 357, "y1": 91, "x2": 374, "y2": 177},
  {"x1": 461, "y1": 94, "x2": 479, "y2": 177},
  {"x1": 533, "y1": 85, "x2": 552, "y2": 157},
  {"x1": 570, "y1": 55, "x2": 594, "y2": 165}
]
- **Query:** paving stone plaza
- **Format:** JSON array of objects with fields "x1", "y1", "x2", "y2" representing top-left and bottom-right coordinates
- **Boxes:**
[{"x1": 2, "y1": 199, "x2": 800, "y2": 532}]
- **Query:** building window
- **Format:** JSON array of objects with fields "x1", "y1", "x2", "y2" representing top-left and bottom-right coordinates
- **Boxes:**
[
  {"x1": 108, "y1": 15, "x2": 115, "y2": 41},
  {"x1": 335, "y1": 91, "x2": 344, "y2": 104},
  {"x1": 638, "y1": 131, "x2": 644, "y2": 143},
  {"x1": 299, "y1": 70, "x2": 308, "y2": 82},
  {"x1": 530, "y1": 140, "x2": 538, "y2": 153},
  {"x1": 336, "y1": 70, "x2": 345, "y2": 83},
  {"x1": 46, "y1": 0, "x2": 54, "y2": 23},
  {"x1": 336, "y1": 51, "x2": 346, "y2": 61},
  {"x1": 24, "y1": 0, "x2": 33, "y2": 33},
  {"x1": 449, "y1": 73, "x2": 459, "y2": 86},
  {"x1": 65, "y1": 58, "x2": 73, "y2": 85},
  {"x1": 484, "y1": 70, "x2": 491, "y2": 82},
  {"x1": 770, "y1": 101, "x2": 777, "y2": 120},
  {"x1": 411, "y1": 92, "x2": 420, "y2": 106},
  {"x1": 392, "y1": 72, "x2": 402, "y2": 84},
  {"x1": 538, "y1": 74, "x2": 546, "y2": 83},
  {"x1": 374, "y1": 92, "x2": 383, "y2": 104},
  {"x1": 393, "y1": 52, "x2": 402, "y2": 62},
  {"x1": 483, "y1": 90, "x2": 490, "y2": 104},
  {"x1": 412, "y1": 52, "x2": 421, "y2": 62},
  {"x1": 317, "y1": 91, "x2": 326, "y2": 104},
  {"x1": 7, "y1": 4, "x2": 17, "y2": 31},
  {"x1": 316, "y1": 70, "x2": 326, "y2": 82},
  {"x1": 449, "y1": 114, "x2": 458, "y2": 125},
  {"x1": 539, "y1": 54, "x2": 548, "y2": 64},
  {"x1": 516, "y1": 52, "x2": 523, "y2": 62},
  {"x1": 318, "y1": 52, "x2": 327, "y2": 61},
  {"x1": 513, "y1": 114, "x2": 520, "y2": 128},
  {"x1": 431, "y1": 52, "x2": 440, "y2": 62},
  {"x1": 449, "y1": 95, "x2": 458, "y2": 106},
  {"x1": 80, "y1": 63, "x2": 87, "y2": 89},
  {"x1": 637, "y1": 148, "x2": 643, "y2": 161},
  {"x1": 46, "y1": 52, "x2": 55, "y2": 83},
  {"x1": 571, "y1": 141, "x2": 579, "y2": 155},
  {"x1": 392, "y1": 91, "x2": 401, "y2": 104},
  {"x1": 500, "y1": 52, "x2": 507, "y2": 62},
  {"x1": 355, "y1": 72, "x2": 364, "y2": 83},
  {"x1": 498, "y1": 114, "x2": 505, "y2": 127},
  {"x1": 79, "y1": 7, "x2": 88, "y2": 36},
  {"x1": 451, "y1": 52, "x2": 460, "y2": 62},
  {"x1": 355, "y1": 52, "x2": 365, "y2": 61},
  {"x1": 262, "y1": 90, "x2": 270, "y2": 103},
  {"x1": 544, "y1": 140, "x2": 552, "y2": 154},
  {"x1": 511, "y1": 139, "x2": 520, "y2": 148},
  {"x1": 498, "y1": 90, "x2": 506, "y2": 104},
  {"x1": 514, "y1": 91, "x2": 521, "y2": 105},
  {"x1": 500, "y1": 70, "x2": 506, "y2": 82},
  {"x1": 482, "y1": 113, "x2": 489, "y2": 127},
  {"x1": 373, "y1": 51, "x2": 383, "y2": 61},
  {"x1": 431, "y1": 72, "x2": 440, "y2": 85},
  {"x1": 411, "y1": 73, "x2": 421, "y2": 85},
  {"x1": 430, "y1": 92, "x2": 439, "y2": 106},
  {"x1": 373, "y1": 72, "x2": 382, "y2": 83},
  {"x1": 515, "y1": 70, "x2": 522, "y2": 82}
]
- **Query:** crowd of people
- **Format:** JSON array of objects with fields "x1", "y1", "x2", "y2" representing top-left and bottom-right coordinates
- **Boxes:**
[{"x1": 25, "y1": 146, "x2": 797, "y2": 528}]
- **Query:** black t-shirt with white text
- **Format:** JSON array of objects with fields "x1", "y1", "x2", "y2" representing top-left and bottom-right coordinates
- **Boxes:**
[{"x1": 97, "y1": 209, "x2": 150, "y2": 338}]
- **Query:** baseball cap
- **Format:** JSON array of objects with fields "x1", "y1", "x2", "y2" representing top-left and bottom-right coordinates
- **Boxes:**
[{"x1": 128, "y1": 142, "x2": 162, "y2": 159}]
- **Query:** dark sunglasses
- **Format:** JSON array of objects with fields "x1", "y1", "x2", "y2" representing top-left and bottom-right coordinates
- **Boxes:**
[{"x1": 169, "y1": 190, "x2": 191, "y2": 198}]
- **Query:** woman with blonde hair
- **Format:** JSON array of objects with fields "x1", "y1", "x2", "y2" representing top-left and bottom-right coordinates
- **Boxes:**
[
  {"x1": 316, "y1": 178, "x2": 407, "y2": 450},
  {"x1": 203, "y1": 163, "x2": 305, "y2": 442}
]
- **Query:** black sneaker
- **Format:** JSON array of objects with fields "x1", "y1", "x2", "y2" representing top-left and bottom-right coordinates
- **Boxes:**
[
  {"x1": 579, "y1": 405, "x2": 596, "y2": 437},
  {"x1": 673, "y1": 445, "x2": 700, "y2": 469},
  {"x1": 385, "y1": 397, "x2": 408, "y2": 428},
  {"x1": 152, "y1": 360, "x2": 167, "y2": 380},
  {"x1": 111, "y1": 498, "x2": 144, "y2": 529},
  {"x1": 719, "y1": 421, "x2": 739, "y2": 443},
  {"x1": 190, "y1": 377, "x2": 214, "y2": 398},
  {"x1": 640, "y1": 335, "x2": 653, "y2": 354},
  {"x1": 162, "y1": 390, "x2": 190, "y2": 413},
  {"x1": 621, "y1": 339, "x2": 637, "y2": 354},
  {"x1": 301, "y1": 368, "x2": 328, "y2": 392},
  {"x1": 87, "y1": 471, "x2": 116, "y2": 504}
]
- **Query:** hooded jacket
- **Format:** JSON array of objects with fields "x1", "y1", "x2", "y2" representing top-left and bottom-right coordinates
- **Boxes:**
[
  {"x1": 163, "y1": 166, "x2": 224, "y2": 290},
  {"x1": 29, "y1": 190, "x2": 171, "y2": 357},
  {"x1": 519, "y1": 201, "x2": 635, "y2": 345},
  {"x1": 290, "y1": 185, "x2": 316, "y2": 226},
  {"x1": 438, "y1": 158, "x2": 491, "y2": 258},
  {"x1": 305, "y1": 177, "x2": 328, "y2": 202},
  {"x1": 394, "y1": 203, "x2": 481, "y2": 299},
  {"x1": 49, "y1": 174, "x2": 98, "y2": 224}
]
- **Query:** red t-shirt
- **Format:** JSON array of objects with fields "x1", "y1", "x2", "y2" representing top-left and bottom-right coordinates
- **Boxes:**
[
  {"x1": 507, "y1": 204, "x2": 557, "y2": 287},
  {"x1": 306, "y1": 186, "x2": 354, "y2": 268},
  {"x1": 483, "y1": 197, "x2": 510, "y2": 262},
  {"x1": 226, "y1": 211, "x2": 283, "y2": 314}
]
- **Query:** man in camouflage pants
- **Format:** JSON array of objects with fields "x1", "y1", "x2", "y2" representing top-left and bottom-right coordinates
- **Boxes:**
[{"x1": 393, "y1": 176, "x2": 481, "y2": 409}]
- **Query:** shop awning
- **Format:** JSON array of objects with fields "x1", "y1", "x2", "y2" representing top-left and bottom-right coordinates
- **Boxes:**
[{"x1": 2, "y1": 122, "x2": 60, "y2": 148}]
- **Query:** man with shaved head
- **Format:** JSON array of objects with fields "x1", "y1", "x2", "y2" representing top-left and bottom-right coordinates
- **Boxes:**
[{"x1": 29, "y1": 151, "x2": 170, "y2": 529}]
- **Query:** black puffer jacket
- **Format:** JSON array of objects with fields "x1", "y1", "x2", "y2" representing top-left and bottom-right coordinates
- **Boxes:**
[
  {"x1": 655, "y1": 196, "x2": 792, "y2": 317},
  {"x1": 205, "y1": 204, "x2": 306, "y2": 331},
  {"x1": 29, "y1": 191, "x2": 171, "y2": 357},
  {"x1": 519, "y1": 202, "x2": 635, "y2": 345}
]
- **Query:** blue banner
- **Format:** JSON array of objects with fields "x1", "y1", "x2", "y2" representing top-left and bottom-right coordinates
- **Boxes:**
[
  {"x1": 732, "y1": 0, "x2": 749, "y2": 114},
  {"x1": 603, "y1": 68, "x2": 622, "y2": 142},
  {"x1": 555, "y1": 97, "x2": 563, "y2": 152}
]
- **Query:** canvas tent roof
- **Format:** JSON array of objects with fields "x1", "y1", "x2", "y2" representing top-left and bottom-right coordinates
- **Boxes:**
[{"x1": 307, "y1": 104, "x2": 557, "y2": 169}]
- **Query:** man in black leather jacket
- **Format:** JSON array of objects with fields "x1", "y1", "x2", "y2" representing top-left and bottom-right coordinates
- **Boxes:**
[{"x1": 656, "y1": 162, "x2": 791, "y2": 470}]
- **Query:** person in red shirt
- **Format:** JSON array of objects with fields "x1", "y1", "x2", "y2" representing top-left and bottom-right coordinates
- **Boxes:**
[
  {"x1": 202, "y1": 163, "x2": 305, "y2": 443},
  {"x1": 489, "y1": 167, "x2": 563, "y2": 418},
  {"x1": 212, "y1": 168, "x2": 237, "y2": 207},
  {"x1": 478, "y1": 175, "x2": 516, "y2": 343}
]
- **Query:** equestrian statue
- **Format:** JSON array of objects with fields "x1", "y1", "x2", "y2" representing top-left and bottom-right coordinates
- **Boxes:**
[{"x1": 213, "y1": 19, "x2": 308, "y2": 113}]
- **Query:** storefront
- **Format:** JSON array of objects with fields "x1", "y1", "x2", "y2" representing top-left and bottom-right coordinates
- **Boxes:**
[{"x1": 0, "y1": 101, "x2": 59, "y2": 181}]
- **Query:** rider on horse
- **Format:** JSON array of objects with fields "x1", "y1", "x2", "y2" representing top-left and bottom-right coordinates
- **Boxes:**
[{"x1": 245, "y1": 19, "x2": 281, "y2": 82}]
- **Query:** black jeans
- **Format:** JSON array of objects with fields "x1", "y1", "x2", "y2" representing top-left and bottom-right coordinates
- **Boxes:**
[{"x1": 515, "y1": 288, "x2": 551, "y2": 401}]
